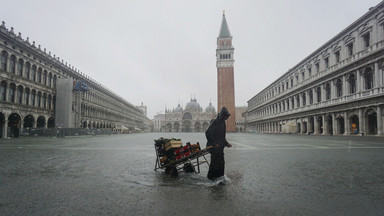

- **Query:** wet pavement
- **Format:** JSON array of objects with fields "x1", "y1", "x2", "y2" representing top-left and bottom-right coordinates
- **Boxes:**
[{"x1": 0, "y1": 133, "x2": 384, "y2": 216}]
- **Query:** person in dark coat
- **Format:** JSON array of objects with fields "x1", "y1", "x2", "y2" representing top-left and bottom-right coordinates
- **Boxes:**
[{"x1": 205, "y1": 107, "x2": 232, "y2": 180}]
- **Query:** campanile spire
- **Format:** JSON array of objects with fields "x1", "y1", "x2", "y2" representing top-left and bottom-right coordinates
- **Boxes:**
[{"x1": 216, "y1": 12, "x2": 236, "y2": 132}]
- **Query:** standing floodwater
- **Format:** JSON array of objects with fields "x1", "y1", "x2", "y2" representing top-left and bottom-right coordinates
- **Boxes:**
[{"x1": 0, "y1": 133, "x2": 384, "y2": 215}]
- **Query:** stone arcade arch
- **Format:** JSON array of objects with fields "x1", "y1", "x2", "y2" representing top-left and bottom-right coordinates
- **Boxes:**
[
  {"x1": 336, "y1": 115, "x2": 345, "y2": 135},
  {"x1": 166, "y1": 123, "x2": 172, "y2": 132},
  {"x1": 317, "y1": 116, "x2": 323, "y2": 134},
  {"x1": 195, "y1": 122, "x2": 201, "y2": 132},
  {"x1": 0, "y1": 112, "x2": 5, "y2": 138},
  {"x1": 174, "y1": 122, "x2": 180, "y2": 132},
  {"x1": 350, "y1": 114, "x2": 359, "y2": 134},
  {"x1": 309, "y1": 117, "x2": 314, "y2": 134},
  {"x1": 23, "y1": 115, "x2": 34, "y2": 128},
  {"x1": 182, "y1": 120, "x2": 191, "y2": 132},
  {"x1": 366, "y1": 109, "x2": 377, "y2": 135},
  {"x1": 36, "y1": 116, "x2": 46, "y2": 128},
  {"x1": 326, "y1": 115, "x2": 333, "y2": 135},
  {"x1": 47, "y1": 117, "x2": 55, "y2": 128},
  {"x1": 8, "y1": 113, "x2": 21, "y2": 137}
]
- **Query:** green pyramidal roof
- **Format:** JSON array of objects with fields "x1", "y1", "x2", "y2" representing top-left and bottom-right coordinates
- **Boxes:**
[{"x1": 218, "y1": 13, "x2": 231, "y2": 38}]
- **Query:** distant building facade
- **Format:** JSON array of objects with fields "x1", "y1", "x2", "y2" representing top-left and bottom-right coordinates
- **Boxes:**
[
  {"x1": 0, "y1": 22, "x2": 148, "y2": 138},
  {"x1": 235, "y1": 106, "x2": 247, "y2": 132},
  {"x1": 153, "y1": 98, "x2": 216, "y2": 132},
  {"x1": 246, "y1": 2, "x2": 384, "y2": 136},
  {"x1": 217, "y1": 12, "x2": 236, "y2": 132}
]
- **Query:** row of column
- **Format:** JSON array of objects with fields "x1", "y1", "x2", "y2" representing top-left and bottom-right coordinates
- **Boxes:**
[{"x1": 254, "y1": 106, "x2": 383, "y2": 136}]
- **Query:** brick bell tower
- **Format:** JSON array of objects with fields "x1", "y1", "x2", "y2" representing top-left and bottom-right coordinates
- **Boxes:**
[{"x1": 216, "y1": 11, "x2": 236, "y2": 132}]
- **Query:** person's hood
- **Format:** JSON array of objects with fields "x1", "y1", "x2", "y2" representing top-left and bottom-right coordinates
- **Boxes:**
[{"x1": 218, "y1": 107, "x2": 230, "y2": 120}]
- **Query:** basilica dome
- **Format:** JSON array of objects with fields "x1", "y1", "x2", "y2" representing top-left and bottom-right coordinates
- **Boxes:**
[
  {"x1": 173, "y1": 104, "x2": 183, "y2": 113},
  {"x1": 185, "y1": 98, "x2": 201, "y2": 112},
  {"x1": 205, "y1": 102, "x2": 216, "y2": 113}
]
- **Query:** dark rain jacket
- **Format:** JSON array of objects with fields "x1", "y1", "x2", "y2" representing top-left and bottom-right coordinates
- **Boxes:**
[{"x1": 205, "y1": 107, "x2": 230, "y2": 150}]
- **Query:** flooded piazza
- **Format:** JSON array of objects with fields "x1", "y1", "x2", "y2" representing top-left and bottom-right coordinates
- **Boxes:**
[{"x1": 1, "y1": 133, "x2": 384, "y2": 215}]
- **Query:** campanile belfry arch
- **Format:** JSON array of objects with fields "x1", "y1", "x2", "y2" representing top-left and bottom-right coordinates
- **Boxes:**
[{"x1": 216, "y1": 11, "x2": 236, "y2": 132}]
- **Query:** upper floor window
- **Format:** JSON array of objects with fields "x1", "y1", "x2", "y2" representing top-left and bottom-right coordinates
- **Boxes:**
[
  {"x1": 302, "y1": 92, "x2": 306, "y2": 106},
  {"x1": 334, "y1": 51, "x2": 340, "y2": 63},
  {"x1": 316, "y1": 87, "x2": 322, "y2": 102},
  {"x1": 295, "y1": 75, "x2": 298, "y2": 84},
  {"x1": 336, "y1": 79, "x2": 343, "y2": 97},
  {"x1": 301, "y1": 72, "x2": 305, "y2": 81},
  {"x1": 308, "y1": 68, "x2": 312, "y2": 77},
  {"x1": 315, "y1": 63, "x2": 319, "y2": 73},
  {"x1": 0, "y1": 81, "x2": 6, "y2": 101},
  {"x1": 309, "y1": 89, "x2": 313, "y2": 104},
  {"x1": 290, "y1": 79, "x2": 293, "y2": 87},
  {"x1": 364, "y1": 67, "x2": 374, "y2": 90},
  {"x1": 347, "y1": 43, "x2": 353, "y2": 57},
  {"x1": 1, "y1": 51, "x2": 7, "y2": 71},
  {"x1": 31, "y1": 66, "x2": 36, "y2": 81},
  {"x1": 9, "y1": 84, "x2": 15, "y2": 103},
  {"x1": 24, "y1": 63, "x2": 30, "y2": 79},
  {"x1": 325, "y1": 83, "x2": 331, "y2": 100},
  {"x1": 363, "y1": 33, "x2": 370, "y2": 48},
  {"x1": 17, "y1": 59, "x2": 23, "y2": 76},
  {"x1": 324, "y1": 57, "x2": 329, "y2": 69},
  {"x1": 10, "y1": 56, "x2": 16, "y2": 74},
  {"x1": 348, "y1": 74, "x2": 356, "y2": 94}
]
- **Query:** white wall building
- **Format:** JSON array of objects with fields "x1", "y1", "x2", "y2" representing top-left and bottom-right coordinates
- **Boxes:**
[{"x1": 246, "y1": 2, "x2": 384, "y2": 136}]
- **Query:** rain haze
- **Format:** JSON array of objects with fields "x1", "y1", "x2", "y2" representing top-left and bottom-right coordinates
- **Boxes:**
[{"x1": 1, "y1": 0, "x2": 382, "y2": 119}]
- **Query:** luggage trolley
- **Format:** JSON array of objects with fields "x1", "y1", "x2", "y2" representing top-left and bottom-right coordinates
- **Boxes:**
[{"x1": 154, "y1": 138, "x2": 211, "y2": 175}]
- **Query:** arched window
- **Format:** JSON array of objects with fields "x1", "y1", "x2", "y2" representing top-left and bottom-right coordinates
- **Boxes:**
[
  {"x1": 48, "y1": 73, "x2": 52, "y2": 87},
  {"x1": 24, "y1": 62, "x2": 30, "y2": 79},
  {"x1": 364, "y1": 68, "x2": 374, "y2": 90},
  {"x1": 17, "y1": 86, "x2": 23, "y2": 104},
  {"x1": 24, "y1": 88, "x2": 30, "y2": 105},
  {"x1": 43, "y1": 93, "x2": 47, "y2": 108},
  {"x1": 53, "y1": 75, "x2": 57, "y2": 88},
  {"x1": 31, "y1": 65, "x2": 37, "y2": 81},
  {"x1": 296, "y1": 95, "x2": 300, "y2": 107},
  {"x1": 9, "y1": 84, "x2": 16, "y2": 103},
  {"x1": 48, "y1": 95, "x2": 52, "y2": 109},
  {"x1": 31, "y1": 90, "x2": 36, "y2": 106},
  {"x1": 0, "y1": 81, "x2": 6, "y2": 101},
  {"x1": 10, "y1": 55, "x2": 16, "y2": 74},
  {"x1": 336, "y1": 79, "x2": 342, "y2": 97},
  {"x1": 316, "y1": 86, "x2": 322, "y2": 102},
  {"x1": 1, "y1": 51, "x2": 8, "y2": 71},
  {"x1": 302, "y1": 92, "x2": 306, "y2": 106},
  {"x1": 309, "y1": 89, "x2": 313, "y2": 104},
  {"x1": 17, "y1": 59, "x2": 23, "y2": 76},
  {"x1": 37, "y1": 92, "x2": 41, "y2": 107},
  {"x1": 43, "y1": 70, "x2": 48, "y2": 85},
  {"x1": 325, "y1": 83, "x2": 331, "y2": 100},
  {"x1": 348, "y1": 74, "x2": 356, "y2": 94},
  {"x1": 37, "y1": 68, "x2": 42, "y2": 83}
]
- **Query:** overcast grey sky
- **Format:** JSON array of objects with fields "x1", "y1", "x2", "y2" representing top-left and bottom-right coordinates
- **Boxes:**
[{"x1": 1, "y1": 0, "x2": 382, "y2": 118}]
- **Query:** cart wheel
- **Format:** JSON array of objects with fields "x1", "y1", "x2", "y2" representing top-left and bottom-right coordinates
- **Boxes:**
[
  {"x1": 183, "y1": 163, "x2": 194, "y2": 173},
  {"x1": 165, "y1": 166, "x2": 178, "y2": 177}
]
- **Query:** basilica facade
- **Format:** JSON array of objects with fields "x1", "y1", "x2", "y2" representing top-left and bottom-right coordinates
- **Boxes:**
[
  {"x1": 0, "y1": 22, "x2": 148, "y2": 138},
  {"x1": 153, "y1": 98, "x2": 216, "y2": 132},
  {"x1": 246, "y1": 2, "x2": 384, "y2": 136}
]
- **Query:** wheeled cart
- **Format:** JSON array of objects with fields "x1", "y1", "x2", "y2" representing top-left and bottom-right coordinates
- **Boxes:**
[{"x1": 154, "y1": 138, "x2": 211, "y2": 175}]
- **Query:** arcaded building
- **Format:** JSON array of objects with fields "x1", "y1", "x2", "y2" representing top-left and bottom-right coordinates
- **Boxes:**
[
  {"x1": 153, "y1": 98, "x2": 216, "y2": 132},
  {"x1": 0, "y1": 22, "x2": 148, "y2": 138},
  {"x1": 246, "y1": 2, "x2": 384, "y2": 136}
]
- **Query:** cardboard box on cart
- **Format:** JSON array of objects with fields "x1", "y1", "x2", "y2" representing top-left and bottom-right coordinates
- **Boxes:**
[{"x1": 164, "y1": 140, "x2": 182, "y2": 151}]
